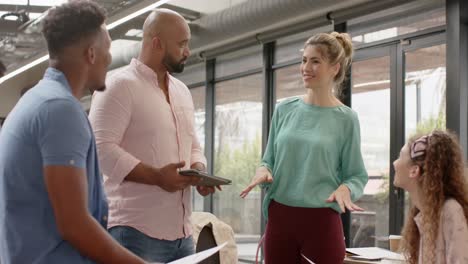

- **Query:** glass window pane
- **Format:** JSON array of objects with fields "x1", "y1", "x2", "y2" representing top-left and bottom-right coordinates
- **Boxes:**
[
  {"x1": 405, "y1": 44, "x2": 446, "y2": 137},
  {"x1": 213, "y1": 74, "x2": 263, "y2": 261},
  {"x1": 190, "y1": 86, "x2": 206, "y2": 212},
  {"x1": 351, "y1": 56, "x2": 391, "y2": 248},
  {"x1": 215, "y1": 46, "x2": 262, "y2": 78},
  {"x1": 275, "y1": 64, "x2": 303, "y2": 101},
  {"x1": 274, "y1": 25, "x2": 332, "y2": 65},
  {"x1": 404, "y1": 44, "x2": 446, "y2": 219},
  {"x1": 349, "y1": 7, "x2": 445, "y2": 45},
  {"x1": 174, "y1": 63, "x2": 206, "y2": 86}
]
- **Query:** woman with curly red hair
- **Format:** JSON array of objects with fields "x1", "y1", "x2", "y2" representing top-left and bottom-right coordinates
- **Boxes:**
[{"x1": 393, "y1": 130, "x2": 468, "y2": 264}]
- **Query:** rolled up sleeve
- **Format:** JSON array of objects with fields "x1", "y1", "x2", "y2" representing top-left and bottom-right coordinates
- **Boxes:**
[
  {"x1": 186, "y1": 92, "x2": 207, "y2": 167},
  {"x1": 190, "y1": 130, "x2": 207, "y2": 167},
  {"x1": 89, "y1": 80, "x2": 140, "y2": 189}
]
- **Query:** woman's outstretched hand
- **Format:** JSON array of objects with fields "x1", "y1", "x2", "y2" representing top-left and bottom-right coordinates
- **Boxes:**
[
  {"x1": 326, "y1": 184, "x2": 364, "y2": 213},
  {"x1": 240, "y1": 167, "x2": 273, "y2": 198}
]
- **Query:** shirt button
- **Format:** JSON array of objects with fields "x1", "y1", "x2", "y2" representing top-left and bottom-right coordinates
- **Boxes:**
[{"x1": 103, "y1": 215, "x2": 107, "y2": 221}]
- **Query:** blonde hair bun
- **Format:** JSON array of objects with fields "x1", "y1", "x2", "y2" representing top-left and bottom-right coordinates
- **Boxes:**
[{"x1": 330, "y1": 32, "x2": 354, "y2": 64}]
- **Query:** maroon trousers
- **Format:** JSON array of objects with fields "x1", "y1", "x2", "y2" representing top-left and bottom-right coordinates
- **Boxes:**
[{"x1": 264, "y1": 200, "x2": 346, "y2": 264}]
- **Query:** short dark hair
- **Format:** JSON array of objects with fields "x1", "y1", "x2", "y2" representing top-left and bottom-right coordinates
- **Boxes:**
[
  {"x1": 0, "y1": 60, "x2": 5, "y2": 77},
  {"x1": 42, "y1": 0, "x2": 107, "y2": 57}
]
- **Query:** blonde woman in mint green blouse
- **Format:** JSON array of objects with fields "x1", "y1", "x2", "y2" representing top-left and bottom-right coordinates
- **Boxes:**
[{"x1": 241, "y1": 32, "x2": 368, "y2": 264}]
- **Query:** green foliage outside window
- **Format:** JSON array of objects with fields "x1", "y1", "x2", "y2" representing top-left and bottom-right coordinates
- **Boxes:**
[
  {"x1": 214, "y1": 133, "x2": 262, "y2": 193},
  {"x1": 377, "y1": 112, "x2": 446, "y2": 201}
]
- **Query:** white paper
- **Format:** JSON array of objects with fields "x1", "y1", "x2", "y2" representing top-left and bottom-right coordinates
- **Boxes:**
[
  {"x1": 301, "y1": 253, "x2": 316, "y2": 264},
  {"x1": 346, "y1": 247, "x2": 404, "y2": 261},
  {"x1": 154, "y1": 242, "x2": 227, "y2": 264},
  {"x1": 381, "y1": 260, "x2": 406, "y2": 264}
]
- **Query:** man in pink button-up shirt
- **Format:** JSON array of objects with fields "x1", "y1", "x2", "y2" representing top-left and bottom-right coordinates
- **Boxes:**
[{"x1": 89, "y1": 9, "x2": 218, "y2": 263}]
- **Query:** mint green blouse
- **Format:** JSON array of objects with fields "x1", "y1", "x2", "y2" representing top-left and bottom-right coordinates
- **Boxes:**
[{"x1": 261, "y1": 97, "x2": 368, "y2": 218}]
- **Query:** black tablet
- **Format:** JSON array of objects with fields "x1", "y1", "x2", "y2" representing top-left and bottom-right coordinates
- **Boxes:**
[{"x1": 179, "y1": 169, "x2": 232, "y2": 186}]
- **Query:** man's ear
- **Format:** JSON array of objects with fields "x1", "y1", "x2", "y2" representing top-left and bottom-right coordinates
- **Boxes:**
[
  {"x1": 409, "y1": 165, "x2": 421, "y2": 179},
  {"x1": 152, "y1": 36, "x2": 163, "y2": 50},
  {"x1": 86, "y1": 46, "x2": 97, "y2": 65}
]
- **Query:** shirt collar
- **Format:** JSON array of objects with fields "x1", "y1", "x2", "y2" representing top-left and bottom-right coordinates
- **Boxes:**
[
  {"x1": 131, "y1": 58, "x2": 170, "y2": 86},
  {"x1": 43, "y1": 67, "x2": 73, "y2": 93}
]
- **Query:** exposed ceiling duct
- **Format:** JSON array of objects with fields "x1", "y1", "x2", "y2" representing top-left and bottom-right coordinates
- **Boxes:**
[
  {"x1": 109, "y1": 0, "x2": 417, "y2": 70},
  {"x1": 0, "y1": 0, "x2": 157, "y2": 73},
  {"x1": 0, "y1": 0, "x2": 444, "y2": 118},
  {"x1": 0, "y1": 0, "x2": 169, "y2": 117}
]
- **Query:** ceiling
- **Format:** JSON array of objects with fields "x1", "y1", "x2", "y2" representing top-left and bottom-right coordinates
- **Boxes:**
[
  {"x1": 0, "y1": 0, "x2": 246, "y2": 75},
  {"x1": 0, "y1": 0, "x2": 443, "y2": 118},
  {"x1": 0, "y1": 0, "x2": 142, "y2": 72}
]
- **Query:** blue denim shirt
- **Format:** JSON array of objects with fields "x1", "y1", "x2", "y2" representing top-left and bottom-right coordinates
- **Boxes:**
[{"x1": 0, "y1": 68, "x2": 108, "y2": 264}]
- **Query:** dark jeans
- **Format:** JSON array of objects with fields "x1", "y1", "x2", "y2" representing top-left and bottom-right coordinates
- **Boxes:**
[{"x1": 109, "y1": 226, "x2": 194, "y2": 263}]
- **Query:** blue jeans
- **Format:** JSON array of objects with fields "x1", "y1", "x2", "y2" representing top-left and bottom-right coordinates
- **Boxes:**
[{"x1": 109, "y1": 226, "x2": 194, "y2": 263}]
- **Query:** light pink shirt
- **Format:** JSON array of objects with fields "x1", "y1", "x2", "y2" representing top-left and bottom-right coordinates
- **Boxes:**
[
  {"x1": 414, "y1": 199, "x2": 468, "y2": 264},
  {"x1": 89, "y1": 58, "x2": 206, "y2": 240}
]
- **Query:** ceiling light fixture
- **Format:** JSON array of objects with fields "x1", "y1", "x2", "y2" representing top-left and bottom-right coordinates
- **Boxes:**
[
  {"x1": 107, "y1": 0, "x2": 171, "y2": 30},
  {"x1": 0, "y1": 55, "x2": 49, "y2": 84},
  {"x1": 0, "y1": 0, "x2": 170, "y2": 85}
]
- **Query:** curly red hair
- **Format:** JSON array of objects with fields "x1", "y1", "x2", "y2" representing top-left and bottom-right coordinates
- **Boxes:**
[{"x1": 400, "y1": 130, "x2": 468, "y2": 264}]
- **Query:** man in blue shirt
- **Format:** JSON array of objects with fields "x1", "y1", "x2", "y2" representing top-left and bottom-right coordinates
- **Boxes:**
[{"x1": 0, "y1": 1, "x2": 146, "y2": 263}]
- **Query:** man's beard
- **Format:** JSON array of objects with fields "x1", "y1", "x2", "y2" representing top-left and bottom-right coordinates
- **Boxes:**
[{"x1": 163, "y1": 53, "x2": 186, "y2": 73}]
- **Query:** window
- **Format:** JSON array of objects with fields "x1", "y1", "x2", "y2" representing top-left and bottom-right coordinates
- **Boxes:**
[
  {"x1": 215, "y1": 46, "x2": 262, "y2": 79},
  {"x1": 274, "y1": 25, "x2": 332, "y2": 65},
  {"x1": 190, "y1": 85, "x2": 207, "y2": 212},
  {"x1": 405, "y1": 44, "x2": 446, "y2": 138},
  {"x1": 349, "y1": 7, "x2": 445, "y2": 44},
  {"x1": 404, "y1": 44, "x2": 446, "y2": 218},
  {"x1": 213, "y1": 73, "x2": 263, "y2": 260},
  {"x1": 175, "y1": 63, "x2": 206, "y2": 86},
  {"x1": 275, "y1": 64, "x2": 302, "y2": 101},
  {"x1": 351, "y1": 56, "x2": 391, "y2": 248}
]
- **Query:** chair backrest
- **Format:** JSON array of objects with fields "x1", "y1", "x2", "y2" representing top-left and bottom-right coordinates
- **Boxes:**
[
  {"x1": 192, "y1": 211, "x2": 238, "y2": 263},
  {"x1": 196, "y1": 224, "x2": 220, "y2": 264}
]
